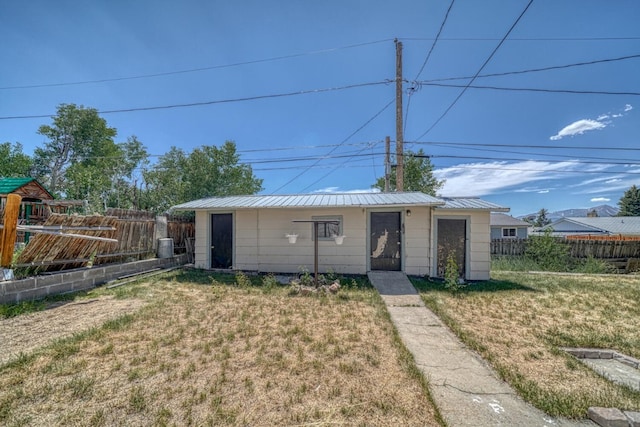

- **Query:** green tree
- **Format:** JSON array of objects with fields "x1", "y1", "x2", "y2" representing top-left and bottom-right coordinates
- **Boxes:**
[
  {"x1": 372, "y1": 149, "x2": 444, "y2": 196},
  {"x1": 33, "y1": 104, "x2": 117, "y2": 196},
  {"x1": 618, "y1": 185, "x2": 640, "y2": 216},
  {"x1": 141, "y1": 141, "x2": 262, "y2": 214},
  {"x1": 533, "y1": 208, "x2": 551, "y2": 227},
  {"x1": 0, "y1": 142, "x2": 32, "y2": 177},
  {"x1": 33, "y1": 104, "x2": 149, "y2": 212}
]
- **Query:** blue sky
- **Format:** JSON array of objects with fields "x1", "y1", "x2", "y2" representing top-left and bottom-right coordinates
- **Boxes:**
[{"x1": 1, "y1": 0, "x2": 639, "y2": 217}]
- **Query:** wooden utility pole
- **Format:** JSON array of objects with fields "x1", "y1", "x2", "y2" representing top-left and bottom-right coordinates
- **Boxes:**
[
  {"x1": 384, "y1": 136, "x2": 391, "y2": 192},
  {"x1": 395, "y1": 38, "x2": 404, "y2": 192},
  {"x1": 1, "y1": 194, "x2": 21, "y2": 268}
]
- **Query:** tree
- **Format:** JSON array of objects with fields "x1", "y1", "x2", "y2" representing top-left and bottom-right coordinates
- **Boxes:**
[
  {"x1": 33, "y1": 104, "x2": 117, "y2": 197},
  {"x1": 32, "y1": 104, "x2": 149, "y2": 212},
  {"x1": 0, "y1": 142, "x2": 32, "y2": 177},
  {"x1": 533, "y1": 208, "x2": 551, "y2": 227},
  {"x1": 618, "y1": 185, "x2": 640, "y2": 216},
  {"x1": 372, "y1": 149, "x2": 444, "y2": 196},
  {"x1": 141, "y1": 141, "x2": 262, "y2": 213}
]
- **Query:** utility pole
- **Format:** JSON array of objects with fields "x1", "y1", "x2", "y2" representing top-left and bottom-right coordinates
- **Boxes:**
[
  {"x1": 395, "y1": 38, "x2": 404, "y2": 192},
  {"x1": 384, "y1": 136, "x2": 391, "y2": 192}
]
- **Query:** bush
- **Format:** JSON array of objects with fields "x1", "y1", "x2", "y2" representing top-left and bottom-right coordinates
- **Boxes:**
[{"x1": 524, "y1": 231, "x2": 570, "y2": 271}]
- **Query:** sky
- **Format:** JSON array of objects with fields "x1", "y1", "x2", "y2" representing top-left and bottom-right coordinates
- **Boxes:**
[{"x1": 1, "y1": 0, "x2": 639, "y2": 217}]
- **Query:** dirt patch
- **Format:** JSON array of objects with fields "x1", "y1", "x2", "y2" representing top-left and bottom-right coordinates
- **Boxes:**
[{"x1": 0, "y1": 297, "x2": 146, "y2": 366}]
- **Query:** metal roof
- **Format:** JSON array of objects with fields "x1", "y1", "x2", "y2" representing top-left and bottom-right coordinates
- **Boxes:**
[
  {"x1": 437, "y1": 197, "x2": 510, "y2": 212},
  {"x1": 490, "y1": 213, "x2": 529, "y2": 227},
  {"x1": 0, "y1": 177, "x2": 35, "y2": 195},
  {"x1": 172, "y1": 192, "x2": 445, "y2": 210},
  {"x1": 548, "y1": 217, "x2": 640, "y2": 235}
]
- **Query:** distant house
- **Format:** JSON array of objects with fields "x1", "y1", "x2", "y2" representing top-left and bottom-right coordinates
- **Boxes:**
[
  {"x1": 172, "y1": 192, "x2": 509, "y2": 281},
  {"x1": 0, "y1": 177, "x2": 86, "y2": 224},
  {"x1": 536, "y1": 217, "x2": 640, "y2": 238},
  {"x1": 490, "y1": 213, "x2": 529, "y2": 239},
  {"x1": 0, "y1": 178, "x2": 54, "y2": 222}
]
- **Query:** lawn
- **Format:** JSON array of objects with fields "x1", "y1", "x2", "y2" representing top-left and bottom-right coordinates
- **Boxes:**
[
  {"x1": 0, "y1": 269, "x2": 442, "y2": 426},
  {"x1": 413, "y1": 270, "x2": 640, "y2": 419}
]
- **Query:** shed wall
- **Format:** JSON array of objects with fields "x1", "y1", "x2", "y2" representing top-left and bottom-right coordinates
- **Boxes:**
[{"x1": 433, "y1": 209, "x2": 492, "y2": 281}]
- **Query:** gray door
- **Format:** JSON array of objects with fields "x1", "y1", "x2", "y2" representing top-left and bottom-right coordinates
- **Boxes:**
[
  {"x1": 436, "y1": 219, "x2": 466, "y2": 278},
  {"x1": 210, "y1": 213, "x2": 233, "y2": 269},
  {"x1": 370, "y1": 212, "x2": 401, "y2": 271}
]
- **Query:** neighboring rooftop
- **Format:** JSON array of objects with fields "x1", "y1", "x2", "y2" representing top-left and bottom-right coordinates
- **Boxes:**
[
  {"x1": 547, "y1": 217, "x2": 640, "y2": 236},
  {"x1": 491, "y1": 212, "x2": 530, "y2": 227}
]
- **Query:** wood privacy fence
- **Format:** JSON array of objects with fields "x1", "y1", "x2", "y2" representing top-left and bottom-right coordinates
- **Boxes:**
[
  {"x1": 14, "y1": 209, "x2": 195, "y2": 273},
  {"x1": 491, "y1": 238, "x2": 640, "y2": 259}
]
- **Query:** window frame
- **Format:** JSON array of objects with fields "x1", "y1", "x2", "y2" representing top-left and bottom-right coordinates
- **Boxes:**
[
  {"x1": 311, "y1": 215, "x2": 343, "y2": 241},
  {"x1": 502, "y1": 227, "x2": 517, "y2": 238}
]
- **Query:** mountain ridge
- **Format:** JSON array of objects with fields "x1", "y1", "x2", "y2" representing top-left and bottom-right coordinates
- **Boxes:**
[{"x1": 519, "y1": 204, "x2": 619, "y2": 221}]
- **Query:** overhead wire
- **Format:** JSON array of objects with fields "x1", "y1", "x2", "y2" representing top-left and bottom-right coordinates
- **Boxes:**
[
  {"x1": 0, "y1": 81, "x2": 392, "y2": 120},
  {"x1": 416, "y1": 82, "x2": 640, "y2": 96},
  {"x1": 414, "y1": 0, "x2": 535, "y2": 141},
  {"x1": 0, "y1": 39, "x2": 394, "y2": 91},
  {"x1": 271, "y1": 98, "x2": 394, "y2": 193},
  {"x1": 418, "y1": 53, "x2": 640, "y2": 83},
  {"x1": 404, "y1": 0, "x2": 455, "y2": 135}
]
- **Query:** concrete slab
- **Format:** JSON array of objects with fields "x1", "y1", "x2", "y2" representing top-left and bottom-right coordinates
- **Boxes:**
[{"x1": 368, "y1": 271, "x2": 595, "y2": 427}]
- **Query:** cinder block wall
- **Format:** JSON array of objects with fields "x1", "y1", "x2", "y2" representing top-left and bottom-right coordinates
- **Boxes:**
[{"x1": 0, "y1": 255, "x2": 188, "y2": 304}]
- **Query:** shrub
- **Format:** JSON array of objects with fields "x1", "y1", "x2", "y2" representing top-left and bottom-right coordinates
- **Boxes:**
[{"x1": 524, "y1": 231, "x2": 570, "y2": 271}]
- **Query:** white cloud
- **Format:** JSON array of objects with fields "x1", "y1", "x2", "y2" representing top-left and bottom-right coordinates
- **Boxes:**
[
  {"x1": 550, "y1": 119, "x2": 606, "y2": 140},
  {"x1": 591, "y1": 197, "x2": 610, "y2": 202},
  {"x1": 550, "y1": 104, "x2": 632, "y2": 141},
  {"x1": 435, "y1": 160, "x2": 582, "y2": 197},
  {"x1": 537, "y1": 190, "x2": 549, "y2": 194},
  {"x1": 606, "y1": 178, "x2": 622, "y2": 184}
]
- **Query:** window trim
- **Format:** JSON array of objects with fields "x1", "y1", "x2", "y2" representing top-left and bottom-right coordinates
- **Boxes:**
[
  {"x1": 311, "y1": 215, "x2": 343, "y2": 241},
  {"x1": 502, "y1": 227, "x2": 517, "y2": 238}
]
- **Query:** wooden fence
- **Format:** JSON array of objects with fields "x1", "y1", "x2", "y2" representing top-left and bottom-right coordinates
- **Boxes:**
[
  {"x1": 491, "y1": 238, "x2": 640, "y2": 259},
  {"x1": 13, "y1": 209, "x2": 195, "y2": 273}
]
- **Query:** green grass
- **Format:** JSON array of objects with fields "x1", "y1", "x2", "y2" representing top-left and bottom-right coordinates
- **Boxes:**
[{"x1": 413, "y1": 271, "x2": 640, "y2": 419}]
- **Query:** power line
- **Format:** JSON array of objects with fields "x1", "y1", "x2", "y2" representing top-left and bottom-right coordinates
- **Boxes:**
[
  {"x1": 401, "y1": 36, "x2": 640, "y2": 41},
  {"x1": 0, "y1": 81, "x2": 392, "y2": 120},
  {"x1": 410, "y1": 140, "x2": 640, "y2": 151},
  {"x1": 405, "y1": 0, "x2": 455, "y2": 134},
  {"x1": 430, "y1": 154, "x2": 640, "y2": 166},
  {"x1": 418, "y1": 53, "x2": 640, "y2": 83},
  {"x1": 414, "y1": 0, "x2": 534, "y2": 141},
  {"x1": 434, "y1": 164, "x2": 640, "y2": 176},
  {"x1": 418, "y1": 82, "x2": 640, "y2": 96},
  {"x1": 272, "y1": 98, "x2": 394, "y2": 193},
  {"x1": 0, "y1": 39, "x2": 394, "y2": 91}
]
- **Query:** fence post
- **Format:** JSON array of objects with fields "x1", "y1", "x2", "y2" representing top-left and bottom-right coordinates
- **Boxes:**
[{"x1": 1, "y1": 194, "x2": 22, "y2": 268}]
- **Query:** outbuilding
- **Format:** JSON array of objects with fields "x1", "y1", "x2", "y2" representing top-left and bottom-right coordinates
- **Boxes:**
[{"x1": 172, "y1": 192, "x2": 508, "y2": 281}]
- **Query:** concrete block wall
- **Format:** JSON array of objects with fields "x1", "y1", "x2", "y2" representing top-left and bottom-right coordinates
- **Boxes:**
[{"x1": 0, "y1": 255, "x2": 188, "y2": 304}]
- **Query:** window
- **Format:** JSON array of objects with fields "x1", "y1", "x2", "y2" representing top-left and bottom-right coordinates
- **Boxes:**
[
  {"x1": 312, "y1": 215, "x2": 343, "y2": 240},
  {"x1": 502, "y1": 228, "x2": 517, "y2": 238}
]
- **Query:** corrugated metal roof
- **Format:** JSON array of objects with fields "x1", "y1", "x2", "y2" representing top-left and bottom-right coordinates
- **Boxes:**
[
  {"x1": 172, "y1": 192, "x2": 445, "y2": 210},
  {"x1": 490, "y1": 213, "x2": 529, "y2": 227},
  {"x1": 0, "y1": 177, "x2": 35, "y2": 195},
  {"x1": 550, "y1": 217, "x2": 640, "y2": 235},
  {"x1": 437, "y1": 197, "x2": 510, "y2": 212}
]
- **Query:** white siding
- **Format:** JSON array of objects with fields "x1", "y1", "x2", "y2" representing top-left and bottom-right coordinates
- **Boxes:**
[
  {"x1": 432, "y1": 209, "x2": 492, "y2": 281},
  {"x1": 191, "y1": 205, "x2": 491, "y2": 278},
  {"x1": 403, "y1": 207, "x2": 432, "y2": 276}
]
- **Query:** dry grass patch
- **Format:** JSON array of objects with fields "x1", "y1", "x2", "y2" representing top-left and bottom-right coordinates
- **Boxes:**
[
  {"x1": 0, "y1": 270, "x2": 441, "y2": 426},
  {"x1": 413, "y1": 271, "x2": 640, "y2": 419}
]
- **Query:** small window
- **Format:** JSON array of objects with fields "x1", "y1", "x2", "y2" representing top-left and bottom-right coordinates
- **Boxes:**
[
  {"x1": 502, "y1": 228, "x2": 517, "y2": 238},
  {"x1": 312, "y1": 215, "x2": 343, "y2": 240}
]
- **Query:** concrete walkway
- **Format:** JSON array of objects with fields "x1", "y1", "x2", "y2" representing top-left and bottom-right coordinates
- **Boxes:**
[{"x1": 368, "y1": 271, "x2": 595, "y2": 427}]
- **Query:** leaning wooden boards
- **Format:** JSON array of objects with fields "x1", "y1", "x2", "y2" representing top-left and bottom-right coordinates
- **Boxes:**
[{"x1": 1, "y1": 194, "x2": 21, "y2": 267}]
